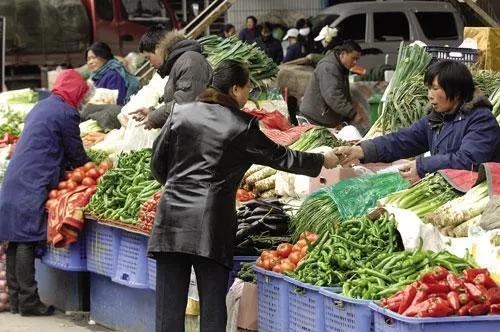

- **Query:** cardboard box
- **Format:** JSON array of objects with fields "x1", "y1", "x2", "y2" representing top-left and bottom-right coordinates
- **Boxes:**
[
  {"x1": 464, "y1": 27, "x2": 500, "y2": 71},
  {"x1": 237, "y1": 282, "x2": 258, "y2": 331}
]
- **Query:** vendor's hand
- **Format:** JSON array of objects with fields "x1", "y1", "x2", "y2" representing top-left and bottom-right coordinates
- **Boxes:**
[
  {"x1": 130, "y1": 107, "x2": 150, "y2": 122},
  {"x1": 333, "y1": 146, "x2": 364, "y2": 167},
  {"x1": 399, "y1": 160, "x2": 419, "y2": 183},
  {"x1": 322, "y1": 149, "x2": 340, "y2": 169}
]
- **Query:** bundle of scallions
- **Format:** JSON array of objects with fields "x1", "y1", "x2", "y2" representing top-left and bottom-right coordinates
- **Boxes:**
[
  {"x1": 289, "y1": 127, "x2": 347, "y2": 151},
  {"x1": 379, "y1": 173, "x2": 461, "y2": 218}
]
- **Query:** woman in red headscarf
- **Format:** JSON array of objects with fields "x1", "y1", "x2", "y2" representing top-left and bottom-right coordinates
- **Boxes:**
[{"x1": 0, "y1": 70, "x2": 90, "y2": 316}]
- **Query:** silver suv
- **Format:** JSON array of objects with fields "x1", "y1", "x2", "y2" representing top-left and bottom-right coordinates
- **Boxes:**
[{"x1": 314, "y1": 1, "x2": 464, "y2": 69}]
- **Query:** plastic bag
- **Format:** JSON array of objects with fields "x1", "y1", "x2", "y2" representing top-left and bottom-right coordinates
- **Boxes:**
[
  {"x1": 330, "y1": 172, "x2": 409, "y2": 219},
  {"x1": 88, "y1": 88, "x2": 118, "y2": 105},
  {"x1": 479, "y1": 196, "x2": 500, "y2": 231},
  {"x1": 120, "y1": 119, "x2": 160, "y2": 152}
]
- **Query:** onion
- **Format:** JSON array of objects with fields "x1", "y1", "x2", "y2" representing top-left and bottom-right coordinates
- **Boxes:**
[
  {"x1": 0, "y1": 271, "x2": 5, "y2": 280},
  {"x1": 0, "y1": 262, "x2": 4, "y2": 270},
  {"x1": 0, "y1": 253, "x2": 6, "y2": 261},
  {"x1": 0, "y1": 279, "x2": 6, "y2": 290},
  {"x1": 0, "y1": 292, "x2": 8, "y2": 303}
]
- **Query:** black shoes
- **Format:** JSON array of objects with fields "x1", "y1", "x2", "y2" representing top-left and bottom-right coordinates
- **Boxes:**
[
  {"x1": 20, "y1": 303, "x2": 55, "y2": 316},
  {"x1": 10, "y1": 305, "x2": 19, "y2": 314}
]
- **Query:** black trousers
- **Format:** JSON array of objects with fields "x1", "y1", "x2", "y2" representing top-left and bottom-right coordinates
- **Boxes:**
[
  {"x1": 6, "y1": 242, "x2": 42, "y2": 311},
  {"x1": 155, "y1": 253, "x2": 230, "y2": 332}
]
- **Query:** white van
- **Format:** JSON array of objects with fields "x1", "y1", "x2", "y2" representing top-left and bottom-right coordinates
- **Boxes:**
[{"x1": 313, "y1": 1, "x2": 464, "y2": 69}]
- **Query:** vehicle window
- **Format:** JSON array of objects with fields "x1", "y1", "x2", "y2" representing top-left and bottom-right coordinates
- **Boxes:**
[
  {"x1": 374, "y1": 12, "x2": 409, "y2": 41},
  {"x1": 120, "y1": 0, "x2": 172, "y2": 28},
  {"x1": 416, "y1": 12, "x2": 458, "y2": 40},
  {"x1": 336, "y1": 14, "x2": 365, "y2": 41},
  {"x1": 95, "y1": 0, "x2": 113, "y2": 21}
]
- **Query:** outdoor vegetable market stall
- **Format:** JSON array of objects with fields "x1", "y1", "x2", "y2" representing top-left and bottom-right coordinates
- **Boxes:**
[{"x1": 0, "y1": 34, "x2": 499, "y2": 332}]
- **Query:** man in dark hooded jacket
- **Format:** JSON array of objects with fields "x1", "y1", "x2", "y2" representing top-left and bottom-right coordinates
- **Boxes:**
[{"x1": 133, "y1": 27, "x2": 213, "y2": 129}]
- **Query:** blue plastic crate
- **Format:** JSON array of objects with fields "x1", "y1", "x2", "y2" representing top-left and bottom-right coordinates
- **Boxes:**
[
  {"x1": 369, "y1": 301, "x2": 500, "y2": 332},
  {"x1": 147, "y1": 258, "x2": 156, "y2": 291},
  {"x1": 321, "y1": 288, "x2": 374, "y2": 332},
  {"x1": 86, "y1": 222, "x2": 121, "y2": 277},
  {"x1": 112, "y1": 231, "x2": 149, "y2": 289},
  {"x1": 228, "y1": 256, "x2": 259, "y2": 288},
  {"x1": 284, "y1": 276, "x2": 338, "y2": 332},
  {"x1": 254, "y1": 266, "x2": 289, "y2": 332},
  {"x1": 42, "y1": 235, "x2": 86, "y2": 271}
]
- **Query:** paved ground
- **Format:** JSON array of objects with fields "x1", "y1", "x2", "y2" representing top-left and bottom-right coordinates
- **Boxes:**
[{"x1": 0, "y1": 311, "x2": 112, "y2": 332}]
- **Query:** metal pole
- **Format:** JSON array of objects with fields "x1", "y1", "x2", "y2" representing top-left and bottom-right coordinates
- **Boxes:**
[
  {"x1": 182, "y1": 0, "x2": 187, "y2": 22},
  {"x1": 205, "y1": 0, "x2": 210, "y2": 35}
]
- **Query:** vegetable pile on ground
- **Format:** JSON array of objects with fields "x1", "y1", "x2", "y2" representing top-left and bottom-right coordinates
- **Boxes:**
[
  {"x1": 199, "y1": 35, "x2": 278, "y2": 86},
  {"x1": 0, "y1": 243, "x2": 8, "y2": 312},
  {"x1": 45, "y1": 161, "x2": 112, "y2": 210},
  {"x1": 85, "y1": 149, "x2": 111, "y2": 166},
  {"x1": 235, "y1": 199, "x2": 292, "y2": 255},
  {"x1": 137, "y1": 192, "x2": 161, "y2": 234},
  {"x1": 469, "y1": 67, "x2": 500, "y2": 98},
  {"x1": 380, "y1": 266, "x2": 500, "y2": 317},
  {"x1": 343, "y1": 240, "x2": 476, "y2": 300},
  {"x1": 424, "y1": 182, "x2": 489, "y2": 237},
  {"x1": 290, "y1": 211, "x2": 400, "y2": 286},
  {"x1": 0, "y1": 112, "x2": 24, "y2": 138},
  {"x1": 380, "y1": 173, "x2": 461, "y2": 218},
  {"x1": 86, "y1": 149, "x2": 162, "y2": 224},
  {"x1": 0, "y1": 132, "x2": 19, "y2": 149},
  {"x1": 255, "y1": 231, "x2": 319, "y2": 274}
]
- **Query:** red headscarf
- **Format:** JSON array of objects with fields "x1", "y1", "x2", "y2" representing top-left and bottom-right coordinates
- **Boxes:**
[{"x1": 51, "y1": 69, "x2": 89, "y2": 109}]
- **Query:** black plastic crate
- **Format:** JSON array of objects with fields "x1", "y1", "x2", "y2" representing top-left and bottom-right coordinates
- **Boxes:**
[{"x1": 426, "y1": 46, "x2": 478, "y2": 64}]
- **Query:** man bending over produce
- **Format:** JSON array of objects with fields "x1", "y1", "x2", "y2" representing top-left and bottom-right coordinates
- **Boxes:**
[
  {"x1": 334, "y1": 60, "x2": 500, "y2": 180},
  {"x1": 132, "y1": 27, "x2": 213, "y2": 129}
]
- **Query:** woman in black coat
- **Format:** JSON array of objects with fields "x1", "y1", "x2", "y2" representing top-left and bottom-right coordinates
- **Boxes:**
[{"x1": 148, "y1": 60, "x2": 339, "y2": 332}]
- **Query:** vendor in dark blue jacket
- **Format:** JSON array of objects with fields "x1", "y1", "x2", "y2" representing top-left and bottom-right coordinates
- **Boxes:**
[
  {"x1": 86, "y1": 42, "x2": 139, "y2": 105},
  {"x1": 0, "y1": 70, "x2": 90, "y2": 316},
  {"x1": 334, "y1": 60, "x2": 500, "y2": 180}
]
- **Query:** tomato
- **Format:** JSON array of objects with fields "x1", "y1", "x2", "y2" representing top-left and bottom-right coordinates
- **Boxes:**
[
  {"x1": 48, "y1": 189, "x2": 59, "y2": 199},
  {"x1": 306, "y1": 233, "x2": 319, "y2": 244},
  {"x1": 97, "y1": 167, "x2": 106, "y2": 176},
  {"x1": 99, "y1": 160, "x2": 113, "y2": 170},
  {"x1": 300, "y1": 245, "x2": 309, "y2": 258},
  {"x1": 83, "y1": 162, "x2": 96, "y2": 171},
  {"x1": 57, "y1": 181, "x2": 67, "y2": 190},
  {"x1": 268, "y1": 257, "x2": 281, "y2": 269},
  {"x1": 292, "y1": 244, "x2": 302, "y2": 253},
  {"x1": 272, "y1": 264, "x2": 282, "y2": 273},
  {"x1": 288, "y1": 251, "x2": 302, "y2": 265},
  {"x1": 70, "y1": 171, "x2": 84, "y2": 183},
  {"x1": 261, "y1": 259, "x2": 273, "y2": 270},
  {"x1": 82, "y1": 177, "x2": 96, "y2": 186},
  {"x1": 260, "y1": 250, "x2": 273, "y2": 260},
  {"x1": 63, "y1": 171, "x2": 72, "y2": 180},
  {"x1": 75, "y1": 166, "x2": 86, "y2": 174},
  {"x1": 86, "y1": 168, "x2": 100, "y2": 180},
  {"x1": 256, "y1": 258, "x2": 264, "y2": 268},
  {"x1": 277, "y1": 243, "x2": 293, "y2": 258},
  {"x1": 280, "y1": 261, "x2": 296, "y2": 273},
  {"x1": 66, "y1": 180, "x2": 78, "y2": 191}
]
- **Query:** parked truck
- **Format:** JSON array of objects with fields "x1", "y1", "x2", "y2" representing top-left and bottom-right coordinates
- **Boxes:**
[{"x1": 1, "y1": 0, "x2": 181, "y2": 88}]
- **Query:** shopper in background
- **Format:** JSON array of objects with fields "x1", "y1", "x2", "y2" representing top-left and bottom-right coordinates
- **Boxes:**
[
  {"x1": 132, "y1": 27, "x2": 212, "y2": 129},
  {"x1": 86, "y1": 42, "x2": 139, "y2": 105},
  {"x1": 256, "y1": 22, "x2": 283, "y2": 65},
  {"x1": 221, "y1": 23, "x2": 236, "y2": 38},
  {"x1": 313, "y1": 25, "x2": 339, "y2": 55},
  {"x1": 149, "y1": 60, "x2": 340, "y2": 332},
  {"x1": 239, "y1": 15, "x2": 259, "y2": 43},
  {"x1": 0, "y1": 70, "x2": 90, "y2": 316},
  {"x1": 300, "y1": 40, "x2": 366, "y2": 128},
  {"x1": 334, "y1": 60, "x2": 500, "y2": 181},
  {"x1": 296, "y1": 18, "x2": 312, "y2": 55},
  {"x1": 282, "y1": 28, "x2": 303, "y2": 63}
]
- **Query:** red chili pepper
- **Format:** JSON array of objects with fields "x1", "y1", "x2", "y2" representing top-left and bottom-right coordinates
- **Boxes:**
[
  {"x1": 398, "y1": 285, "x2": 417, "y2": 314},
  {"x1": 420, "y1": 283, "x2": 451, "y2": 294},
  {"x1": 422, "y1": 272, "x2": 438, "y2": 284},
  {"x1": 381, "y1": 298, "x2": 387, "y2": 306},
  {"x1": 464, "y1": 282, "x2": 487, "y2": 303},
  {"x1": 469, "y1": 302, "x2": 490, "y2": 316},
  {"x1": 387, "y1": 300, "x2": 401, "y2": 312},
  {"x1": 446, "y1": 273, "x2": 463, "y2": 291},
  {"x1": 403, "y1": 298, "x2": 433, "y2": 317},
  {"x1": 474, "y1": 273, "x2": 498, "y2": 289},
  {"x1": 410, "y1": 290, "x2": 427, "y2": 307},
  {"x1": 426, "y1": 298, "x2": 453, "y2": 317},
  {"x1": 428, "y1": 293, "x2": 448, "y2": 300},
  {"x1": 458, "y1": 293, "x2": 470, "y2": 305},
  {"x1": 432, "y1": 266, "x2": 449, "y2": 281},
  {"x1": 490, "y1": 303, "x2": 500, "y2": 315},
  {"x1": 463, "y1": 268, "x2": 489, "y2": 283},
  {"x1": 458, "y1": 301, "x2": 475, "y2": 316},
  {"x1": 486, "y1": 287, "x2": 500, "y2": 304},
  {"x1": 447, "y1": 291, "x2": 460, "y2": 311}
]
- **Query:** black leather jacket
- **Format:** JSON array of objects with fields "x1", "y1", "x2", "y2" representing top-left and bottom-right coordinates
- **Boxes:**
[{"x1": 148, "y1": 88, "x2": 324, "y2": 267}]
